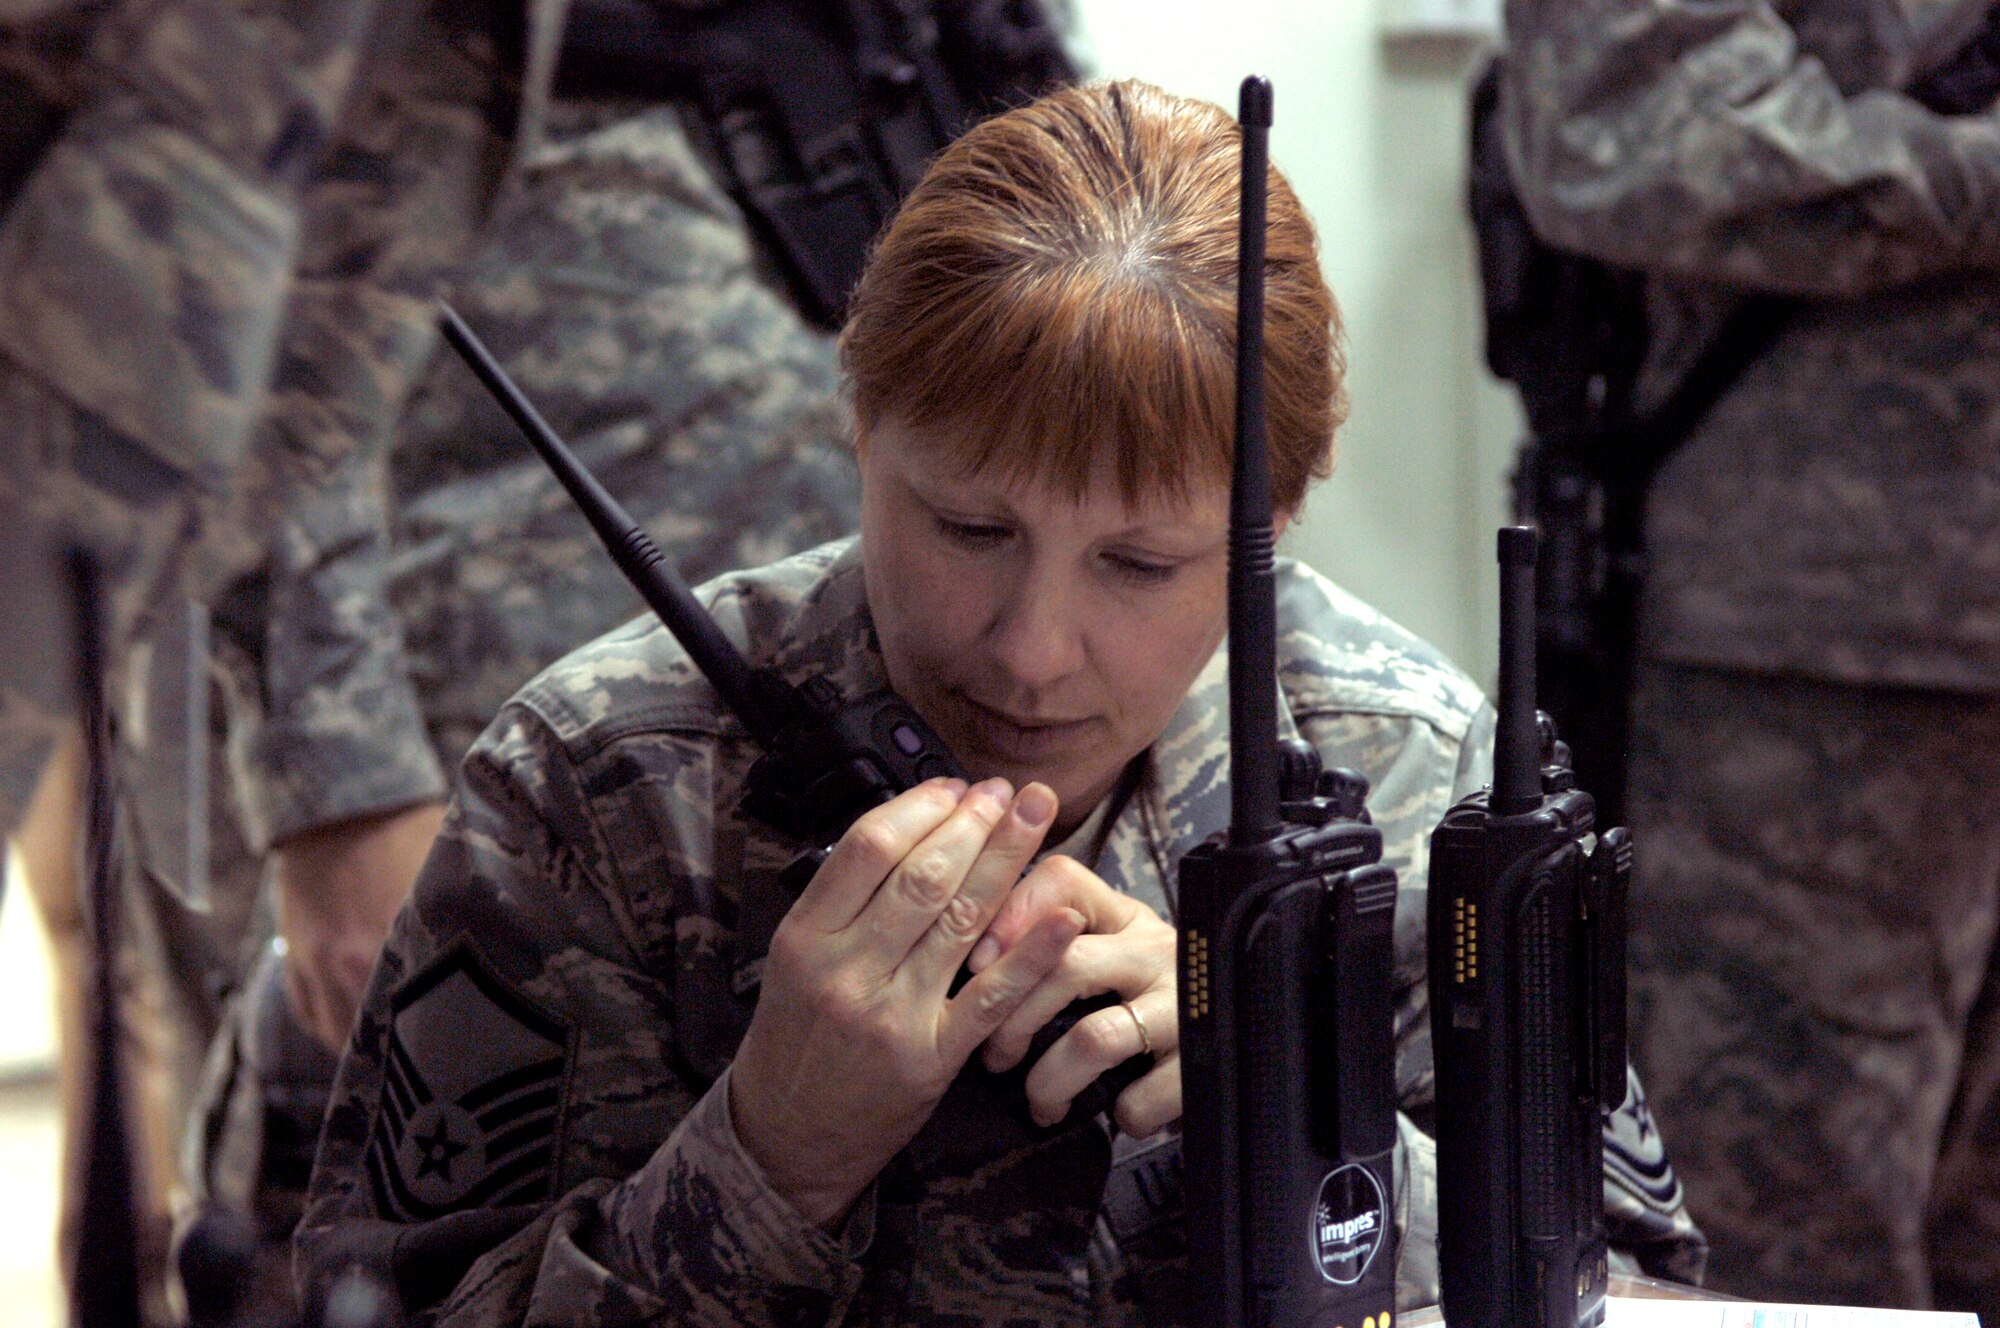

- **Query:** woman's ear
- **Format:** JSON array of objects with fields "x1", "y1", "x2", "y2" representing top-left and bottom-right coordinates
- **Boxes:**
[
  {"x1": 852, "y1": 418, "x2": 871, "y2": 462},
  {"x1": 1273, "y1": 509, "x2": 1295, "y2": 540}
]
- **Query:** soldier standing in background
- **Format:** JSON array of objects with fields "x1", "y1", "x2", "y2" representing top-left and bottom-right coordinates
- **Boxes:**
[
  {"x1": 1, "y1": 0, "x2": 539, "y2": 1309},
  {"x1": 1499, "y1": 0, "x2": 2000, "y2": 1315},
  {"x1": 1, "y1": 0, "x2": 567, "y2": 1316}
]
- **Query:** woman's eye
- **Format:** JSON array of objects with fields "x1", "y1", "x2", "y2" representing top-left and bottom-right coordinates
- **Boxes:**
[
  {"x1": 934, "y1": 515, "x2": 1012, "y2": 548},
  {"x1": 1106, "y1": 552, "x2": 1179, "y2": 586}
]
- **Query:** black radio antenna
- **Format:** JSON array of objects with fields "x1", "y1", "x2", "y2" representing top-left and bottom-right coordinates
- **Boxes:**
[
  {"x1": 437, "y1": 303, "x2": 785, "y2": 750},
  {"x1": 1229, "y1": 76, "x2": 1280, "y2": 846},
  {"x1": 69, "y1": 546, "x2": 143, "y2": 1328},
  {"x1": 1492, "y1": 526, "x2": 1542, "y2": 815}
]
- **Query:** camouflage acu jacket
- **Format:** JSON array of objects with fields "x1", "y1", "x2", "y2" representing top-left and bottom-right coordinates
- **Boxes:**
[
  {"x1": 0, "y1": 0, "x2": 557, "y2": 840},
  {"x1": 298, "y1": 541, "x2": 1704, "y2": 1326},
  {"x1": 1501, "y1": 0, "x2": 2000, "y2": 693}
]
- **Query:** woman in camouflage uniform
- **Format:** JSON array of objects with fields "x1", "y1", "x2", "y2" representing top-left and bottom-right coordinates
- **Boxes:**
[{"x1": 299, "y1": 79, "x2": 1704, "y2": 1325}]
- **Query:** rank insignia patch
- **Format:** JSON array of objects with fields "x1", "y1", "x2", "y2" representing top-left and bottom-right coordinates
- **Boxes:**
[
  {"x1": 1603, "y1": 1065, "x2": 1683, "y2": 1214},
  {"x1": 365, "y1": 942, "x2": 575, "y2": 1221}
]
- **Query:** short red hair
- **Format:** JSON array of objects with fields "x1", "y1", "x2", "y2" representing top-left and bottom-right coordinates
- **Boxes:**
[{"x1": 841, "y1": 79, "x2": 1345, "y2": 512}]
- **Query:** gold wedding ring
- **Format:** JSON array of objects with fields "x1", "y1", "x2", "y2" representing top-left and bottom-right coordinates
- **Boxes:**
[{"x1": 1121, "y1": 1000, "x2": 1153, "y2": 1056}]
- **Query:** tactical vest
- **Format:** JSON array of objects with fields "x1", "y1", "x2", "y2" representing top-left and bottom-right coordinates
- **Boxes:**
[{"x1": 555, "y1": 0, "x2": 1077, "y2": 329}]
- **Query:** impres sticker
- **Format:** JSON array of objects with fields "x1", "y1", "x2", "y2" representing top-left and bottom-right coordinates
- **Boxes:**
[{"x1": 1311, "y1": 1163, "x2": 1388, "y2": 1286}]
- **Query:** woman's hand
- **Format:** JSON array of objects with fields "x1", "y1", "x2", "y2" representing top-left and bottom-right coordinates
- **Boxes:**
[
  {"x1": 970, "y1": 856, "x2": 1181, "y2": 1139},
  {"x1": 728, "y1": 777, "x2": 1079, "y2": 1230}
]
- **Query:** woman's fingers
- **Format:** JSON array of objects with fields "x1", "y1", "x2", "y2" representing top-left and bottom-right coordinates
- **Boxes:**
[
  {"x1": 852, "y1": 778, "x2": 1014, "y2": 961},
  {"x1": 937, "y1": 908, "x2": 1085, "y2": 1068},
  {"x1": 980, "y1": 931, "x2": 1168, "y2": 1072},
  {"x1": 902, "y1": 781, "x2": 1057, "y2": 996},
  {"x1": 1109, "y1": 1055, "x2": 1181, "y2": 1140},
  {"x1": 1021, "y1": 983, "x2": 1178, "y2": 1130},
  {"x1": 968, "y1": 853, "x2": 1143, "y2": 972},
  {"x1": 788, "y1": 778, "x2": 969, "y2": 933}
]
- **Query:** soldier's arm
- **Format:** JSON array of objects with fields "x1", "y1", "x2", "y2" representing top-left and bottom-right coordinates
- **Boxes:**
[
  {"x1": 227, "y1": 446, "x2": 448, "y2": 855},
  {"x1": 222, "y1": 0, "x2": 526, "y2": 850},
  {"x1": 209, "y1": 6, "x2": 539, "y2": 1048},
  {"x1": 1601, "y1": 1067, "x2": 1710, "y2": 1283},
  {"x1": 1501, "y1": 0, "x2": 2000, "y2": 295},
  {"x1": 218, "y1": 444, "x2": 452, "y2": 1055},
  {"x1": 297, "y1": 698, "x2": 875, "y2": 1328},
  {"x1": 0, "y1": 0, "x2": 414, "y2": 838}
]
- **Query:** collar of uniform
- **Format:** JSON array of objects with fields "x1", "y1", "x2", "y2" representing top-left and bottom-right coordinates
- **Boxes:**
[
  {"x1": 751, "y1": 537, "x2": 891, "y2": 700},
  {"x1": 1090, "y1": 626, "x2": 1302, "y2": 921}
]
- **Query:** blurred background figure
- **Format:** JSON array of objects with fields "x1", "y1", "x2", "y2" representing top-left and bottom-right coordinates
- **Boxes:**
[
  {"x1": 1493, "y1": 0, "x2": 2000, "y2": 1317},
  {"x1": 2, "y1": 0, "x2": 561, "y2": 1319},
  {"x1": 3, "y1": 0, "x2": 548, "y2": 1320}
]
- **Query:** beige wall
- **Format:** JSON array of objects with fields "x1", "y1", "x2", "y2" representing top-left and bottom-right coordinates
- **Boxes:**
[{"x1": 1070, "y1": 0, "x2": 1525, "y2": 690}]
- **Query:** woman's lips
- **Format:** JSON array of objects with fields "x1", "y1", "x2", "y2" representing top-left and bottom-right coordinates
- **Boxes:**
[{"x1": 953, "y1": 695, "x2": 1099, "y2": 763}]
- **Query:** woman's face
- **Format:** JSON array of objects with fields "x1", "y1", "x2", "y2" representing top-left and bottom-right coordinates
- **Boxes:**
[{"x1": 859, "y1": 418, "x2": 1253, "y2": 836}]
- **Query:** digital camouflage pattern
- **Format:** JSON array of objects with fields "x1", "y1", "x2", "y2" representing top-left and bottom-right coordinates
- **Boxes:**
[
  {"x1": 1502, "y1": 0, "x2": 2000, "y2": 1312},
  {"x1": 0, "y1": 0, "x2": 385, "y2": 836},
  {"x1": 4, "y1": 0, "x2": 854, "y2": 1317},
  {"x1": 1501, "y1": 0, "x2": 2000, "y2": 693},
  {"x1": 213, "y1": 0, "x2": 1082, "y2": 853},
  {"x1": 0, "y1": 0, "x2": 536, "y2": 1127},
  {"x1": 1628, "y1": 663, "x2": 2000, "y2": 1318},
  {"x1": 368, "y1": 88, "x2": 856, "y2": 787},
  {"x1": 197, "y1": 62, "x2": 859, "y2": 1272},
  {"x1": 186, "y1": 37, "x2": 861, "y2": 1328},
  {"x1": 220, "y1": 0, "x2": 1042, "y2": 858},
  {"x1": 0, "y1": 0, "x2": 550, "y2": 1318},
  {"x1": 299, "y1": 541, "x2": 1705, "y2": 1325},
  {"x1": 0, "y1": 0, "x2": 554, "y2": 839}
]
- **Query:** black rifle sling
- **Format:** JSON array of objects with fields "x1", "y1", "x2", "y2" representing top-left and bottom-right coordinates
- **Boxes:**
[
  {"x1": 557, "y1": 0, "x2": 1075, "y2": 328},
  {"x1": 839, "y1": 0, "x2": 968, "y2": 191}
]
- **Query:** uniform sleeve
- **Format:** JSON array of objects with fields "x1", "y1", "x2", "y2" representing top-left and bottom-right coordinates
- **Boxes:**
[
  {"x1": 0, "y1": 0, "x2": 409, "y2": 842},
  {"x1": 297, "y1": 700, "x2": 873, "y2": 1328},
  {"x1": 216, "y1": 0, "x2": 522, "y2": 847},
  {"x1": 1601, "y1": 1066, "x2": 1710, "y2": 1284},
  {"x1": 1500, "y1": 0, "x2": 2000, "y2": 295},
  {"x1": 226, "y1": 447, "x2": 447, "y2": 851},
  {"x1": 1393, "y1": 1112, "x2": 1441, "y2": 1311}
]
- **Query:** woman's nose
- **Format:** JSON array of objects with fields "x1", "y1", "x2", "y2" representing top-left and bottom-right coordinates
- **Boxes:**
[{"x1": 987, "y1": 580, "x2": 1087, "y2": 692}]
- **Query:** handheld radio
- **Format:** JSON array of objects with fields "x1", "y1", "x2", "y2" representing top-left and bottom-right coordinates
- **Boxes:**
[
  {"x1": 1427, "y1": 526, "x2": 1630, "y2": 1328},
  {"x1": 437, "y1": 305, "x2": 1149, "y2": 1135},
  {"x1": 1176, "y1": 77, "x2": 1401, "y2": 1328}
]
